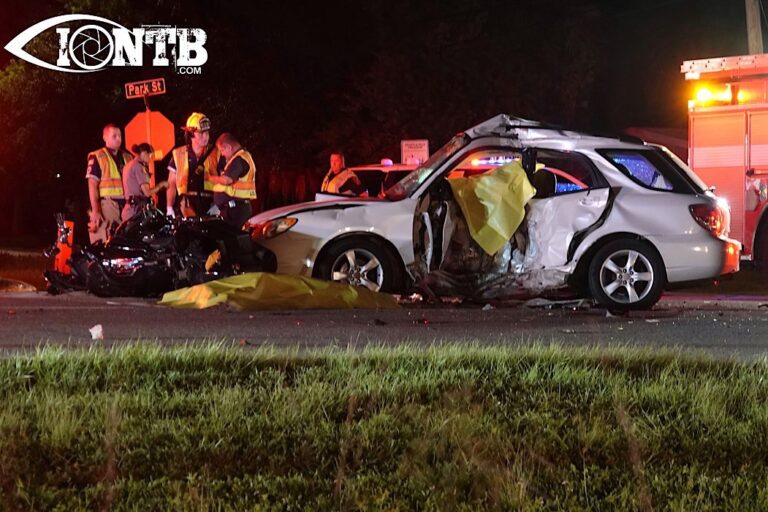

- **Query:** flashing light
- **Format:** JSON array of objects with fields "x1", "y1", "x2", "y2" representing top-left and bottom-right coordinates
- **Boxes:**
[
  {"x1": 471, "y1": 156, "x2": 516, "y2": 166},
  {"x1": 692, "y1": 84, "x2": 750, "y2": 106},
  {"x1": 696, "y1": 87, "x2": 713, "y2": 103}
]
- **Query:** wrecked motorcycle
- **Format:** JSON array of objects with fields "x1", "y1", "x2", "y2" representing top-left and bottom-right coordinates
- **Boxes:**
[{"x1": 44, "y1": 200, "x2": 276, "y2": 297}]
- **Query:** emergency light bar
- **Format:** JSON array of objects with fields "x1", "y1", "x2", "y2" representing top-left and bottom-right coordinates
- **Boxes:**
[{"x1": 470, "y1": 156, "x2": 517, "y2": 166}]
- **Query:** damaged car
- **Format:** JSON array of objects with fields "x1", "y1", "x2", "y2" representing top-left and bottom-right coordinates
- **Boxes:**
[{"x1": 245, "y1": 114, "x2": 740, "y2": 310}]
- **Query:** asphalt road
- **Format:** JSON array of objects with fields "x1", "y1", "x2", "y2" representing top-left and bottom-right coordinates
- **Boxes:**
[{"x1": 1, "y1": 291, "x2": 768, "y2": 359}]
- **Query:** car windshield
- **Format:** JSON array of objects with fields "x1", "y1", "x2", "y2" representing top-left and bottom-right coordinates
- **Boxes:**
[{"x1": 385, "y1": 133, "x2": 471, "y2": 200}]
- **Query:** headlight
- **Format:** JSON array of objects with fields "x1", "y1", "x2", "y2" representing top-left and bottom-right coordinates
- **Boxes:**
[{"x1": 249, "y1": 217, "x2": 298, "y2": 240}]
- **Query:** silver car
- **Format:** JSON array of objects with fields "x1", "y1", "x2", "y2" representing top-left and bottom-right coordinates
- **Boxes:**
[{"x1": 247, "y1": 115, "x2": 740, "y2": 310}]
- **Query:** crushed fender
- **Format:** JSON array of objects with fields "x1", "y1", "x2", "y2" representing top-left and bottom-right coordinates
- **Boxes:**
[{"x1": 158, "y1": 272, "x2": 400, "y2": 310}]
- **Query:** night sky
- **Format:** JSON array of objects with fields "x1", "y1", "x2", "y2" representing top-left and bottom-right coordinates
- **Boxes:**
[{"x1": 0, "y1": 0, "x2": 759, "y2": 237}]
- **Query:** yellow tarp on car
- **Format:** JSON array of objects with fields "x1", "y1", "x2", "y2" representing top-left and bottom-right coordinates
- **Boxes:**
[
  {"x1": 448, "y1": 161, "x2": 536, "y2": 256},
  {"x1": 158, "y1": 272, "x2": 400, "y2": 310}
]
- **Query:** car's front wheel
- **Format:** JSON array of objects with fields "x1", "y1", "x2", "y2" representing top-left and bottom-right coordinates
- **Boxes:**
[
  {"x1": 315, "y1": 237, "x2": 402, "y2": 293},
  {"x1": 587, "y1": 239, "x2": 665, "y2": 310}
]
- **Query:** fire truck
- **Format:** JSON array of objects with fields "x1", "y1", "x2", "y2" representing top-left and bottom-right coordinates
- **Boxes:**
[{"x1": 682, "y1": 53, "x2": 768, "y2": 262}]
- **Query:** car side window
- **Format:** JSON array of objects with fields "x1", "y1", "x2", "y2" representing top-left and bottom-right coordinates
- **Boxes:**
[
  {"x1": 439, "y1": 148, "x2": 606, "y2": 198},
  {"x1": 445, "y1": 149, "x2": 521, "y2": 179},
  {"x1": 598, "y1": 149, "x2": 683, "y2": 192},
  {"x1": 535, "y1": 149, "x2": 608, "y2": 196}
]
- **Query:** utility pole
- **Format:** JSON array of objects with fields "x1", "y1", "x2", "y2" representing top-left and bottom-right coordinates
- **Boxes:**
[{"x1": 746, "y1": 0, "x2": 764, "y2": 54}]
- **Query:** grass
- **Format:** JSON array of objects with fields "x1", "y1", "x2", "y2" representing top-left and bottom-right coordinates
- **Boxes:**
[
  {"x1": 0, "y1": 344, "x2": 767, "y2": 510},
  {"x1": 0, "y1": 252, "x2": 47, "y2": 290}
]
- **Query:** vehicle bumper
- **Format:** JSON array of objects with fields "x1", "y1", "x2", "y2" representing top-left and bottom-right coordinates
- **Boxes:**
[
  {"x1": 720, "y1": 238, "x2": 741, "y2": 275},
  {"x1": 652, "y1": 234, "x2": 741, "y2": 283},
  {"x1": 256, "y1": 231, "x2": 320, "y2": 277}
]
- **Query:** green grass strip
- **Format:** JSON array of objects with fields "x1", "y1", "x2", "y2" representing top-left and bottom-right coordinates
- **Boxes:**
[{"x1": 0, "y1": 343, "x2": 767, "y2": 511}]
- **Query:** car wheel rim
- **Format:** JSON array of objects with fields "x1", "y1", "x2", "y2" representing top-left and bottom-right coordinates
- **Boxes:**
[
  {"x1": 599, "y1": 249, "x2": 654, "y2": 304},
  {"x1": 330, "y1": 248, "x2": 384, "y2": 291}
]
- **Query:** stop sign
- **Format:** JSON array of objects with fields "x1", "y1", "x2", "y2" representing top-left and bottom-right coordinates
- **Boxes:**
[{"x1": 124, "y1": 110, "x2": 175, "y2": 160}]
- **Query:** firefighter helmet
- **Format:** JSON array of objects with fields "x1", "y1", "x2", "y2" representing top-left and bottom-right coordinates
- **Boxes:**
[{"x1": 183, "y1": 112, "x2": 211, "y2": 133}]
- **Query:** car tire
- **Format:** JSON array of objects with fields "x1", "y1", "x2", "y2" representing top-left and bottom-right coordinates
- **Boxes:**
[
  {"x1": 587, "y1": 239, "x2": 665, "y2": 311},
  {"x1": 315, "y1": 237, "x2": 402, "y2": 293},
  {"x1": 754, "y1": 222, "x2": 768, "y2": 270}
]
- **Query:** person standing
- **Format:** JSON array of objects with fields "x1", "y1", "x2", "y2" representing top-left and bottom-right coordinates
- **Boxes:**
[
  {"x1": 85, "y1": 124, "x2": 132, "y2": 243},
  {"x1": 210, "y1": 133, "x2": 257, "y2": 227},
  {"x1": 320, "y1": 151, "x2": 364, "y2": 195},
  {"x1": 121, "y1": 143, "x2": 168, "y2": 222},
  {"x1": 166, "y1": 112, "x2": 219, "y2": 218}
]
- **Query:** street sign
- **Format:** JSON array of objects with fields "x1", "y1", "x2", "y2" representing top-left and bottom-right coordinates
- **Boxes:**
[
  {"x1": 124, "y1": 78, "x2": 167, "y2": 99},
  {"x1": 125, "y1": 110, "x2": 176, "y2": 199},
  {"x1": 400, "y1": 139, "x2": 429, "y2": 165},
  {"x1": 124, "y1": 110, "x2": 175, "y2": 160}
]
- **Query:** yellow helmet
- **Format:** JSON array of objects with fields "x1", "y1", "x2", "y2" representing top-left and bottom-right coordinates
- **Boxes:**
[{"x1": 183, "y1": 112, "x2": 211, "y2": 133}]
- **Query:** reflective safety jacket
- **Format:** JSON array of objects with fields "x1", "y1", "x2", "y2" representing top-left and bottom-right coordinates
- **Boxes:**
[
  {"x1": 89, "y1": 148, "x2": 131, "y2": 198},
  {"x1": 214, "y1": 149, "x2": 257, "y2": 199},
  {"x1": 321, "y1": 168, "x2": 361, "y2": 194},
  {"x1": 172, "y1": 145, "x2": 220, "y2": 194}
]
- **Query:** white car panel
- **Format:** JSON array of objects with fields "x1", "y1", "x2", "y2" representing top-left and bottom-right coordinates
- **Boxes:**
[{"x1": 247, "y1": 114, "x2": 741, "y2": 308}]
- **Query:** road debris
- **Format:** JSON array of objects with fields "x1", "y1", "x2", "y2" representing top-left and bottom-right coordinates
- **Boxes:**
[{"x1": 89, "y1": 324, "x2": 104, "y2": 340}]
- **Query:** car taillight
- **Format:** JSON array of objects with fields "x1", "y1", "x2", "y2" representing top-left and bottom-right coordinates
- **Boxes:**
[{"x1": 689, "y1": 203, "x2": 725, "y2": 237}]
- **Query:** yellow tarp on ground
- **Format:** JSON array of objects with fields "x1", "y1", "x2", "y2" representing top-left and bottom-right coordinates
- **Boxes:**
[
  {"x1": 158, "y1": 272, "x2": 400, "y2": 310},
  {"x1": 448, "y1": 161, "x2": 536, "y2": 256}
]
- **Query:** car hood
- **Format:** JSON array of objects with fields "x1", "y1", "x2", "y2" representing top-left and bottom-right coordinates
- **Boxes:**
[{"x1": 246, "y1": 197, "x2": 382, "y2": 225}]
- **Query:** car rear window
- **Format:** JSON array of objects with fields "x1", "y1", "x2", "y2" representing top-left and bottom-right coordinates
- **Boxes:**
[{"x1": 598, "y1": 148, "x2": 702, "y2": 193}]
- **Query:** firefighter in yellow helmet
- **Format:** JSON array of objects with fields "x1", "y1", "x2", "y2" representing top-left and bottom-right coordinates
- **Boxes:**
[
  {"x1": 85, "y1": 123, "x2": 132, "y2": 243},
  {"x1": 210, "y1": 132, "x2": 257, "y2": 227},
  {"x1": 166, "y1": 112, "x2": 220, "y2": 218}
]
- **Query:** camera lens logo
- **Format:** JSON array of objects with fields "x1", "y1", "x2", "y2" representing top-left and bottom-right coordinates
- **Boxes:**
[
  {"x1": 4, "y1": 14, "x2": 208, "y2": 73},
  {"x1": 68, "y1": 25, "x2": 114, "y2": 70}
]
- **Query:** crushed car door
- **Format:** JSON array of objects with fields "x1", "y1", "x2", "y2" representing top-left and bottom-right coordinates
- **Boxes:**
[
  {"x1": 411, "y1": 147, "x2": 527, "y2": 280},
  {"x1": 524, "y1": 149, "x2": 612, "y2": 269}
]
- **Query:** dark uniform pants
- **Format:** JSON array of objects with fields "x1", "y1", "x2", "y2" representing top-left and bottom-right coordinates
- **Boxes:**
[{"x1": 220, "y1": 199, "x2": 252, "y2": 228}]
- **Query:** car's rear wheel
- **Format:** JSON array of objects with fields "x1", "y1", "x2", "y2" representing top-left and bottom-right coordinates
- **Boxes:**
[
  {"x1": 587, "y1": 239, "x2": 665, "y2": 310},
  {"x1": 315, "y1": 237, "x2": 402, "y2": 293}
]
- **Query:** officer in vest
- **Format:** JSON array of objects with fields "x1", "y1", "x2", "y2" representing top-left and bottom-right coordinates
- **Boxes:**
[
  {"x1": 166, "y1": 112, "x2": 220, "y2": 218},
  {"x1": 209, "y1": 133, "x2": 257, "y2": 227},
  {"x1": 85, "y1": 123, "x2": 132, "y2": 243},
  {"x1": 320, "y1": 152, "x2": 364, "y2": 195}
]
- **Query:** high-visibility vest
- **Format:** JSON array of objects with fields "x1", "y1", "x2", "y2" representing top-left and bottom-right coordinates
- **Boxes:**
[
  {"x1": 89, "y1": 148, "x2": 130, "y2": 198},
  {"x1": 214, "y1": 149, "x2": 257, "y2": 199},
  {"x1": 172, "y1": 145, "x2": 220, "y2": 194},
  {"x1": 321, "y1": 168, "x2": 360, "y2": 194}
]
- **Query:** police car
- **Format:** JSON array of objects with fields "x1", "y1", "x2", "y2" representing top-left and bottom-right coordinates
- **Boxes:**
[{"x1": 318, "y1": 159, "x2": 417, "y2": 199}]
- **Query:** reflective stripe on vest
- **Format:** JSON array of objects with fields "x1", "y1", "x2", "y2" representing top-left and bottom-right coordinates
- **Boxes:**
[
  {"x1": 213, "y1": 149, "x2": 257, "y2": 199},
  {"x1": 89, "y1": 148, "x2": 129, "y2": 198},
  {"x1": 322, "y1": 168, "x2": 358, "y2": 194},
  {"x1": 172, "y1": 145, "x2": 220, "y2": 194}
]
